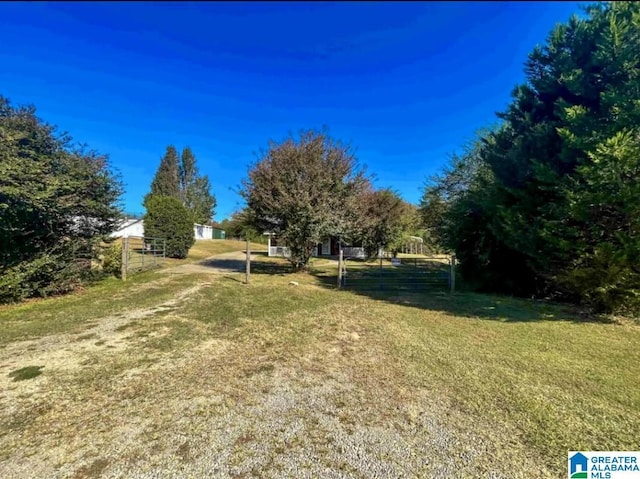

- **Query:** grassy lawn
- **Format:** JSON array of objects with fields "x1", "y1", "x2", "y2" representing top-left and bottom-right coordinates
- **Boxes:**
[
  {"x1": 162, "y1": 238, "x2": 267, "y2": 267},
  {"x1": 0, "y1": 255, "x2": 638, "y2": 478},
  {"x1": 114, "y1": 238, "x2": 267, "y2": 273},
  {"x1": 316, "y1": 256, "x2": 452, "y2": 293}
]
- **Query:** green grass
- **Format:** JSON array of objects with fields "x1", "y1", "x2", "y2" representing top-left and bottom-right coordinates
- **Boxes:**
[
  {"x1": 8, "y1": 365, "x2": 44, "y2": 381},
  {"x1": 163, "y1": 239, "x2": 267, "y2": 267},
  {"x1": 1, "y1": 254, "x2": 638, "y2": 477},
  {"x1": 311, "y1": 257, "x2": 451, "y2": 293},
  {"x1": 0, "y1": 271, "x2": 205, "y2": 345},
  {"x1": 0, "y1": 239, "x2": 262, "y2": 344}
]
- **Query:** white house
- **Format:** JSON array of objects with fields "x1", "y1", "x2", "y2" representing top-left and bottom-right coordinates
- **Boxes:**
[
  {"x1": 110, "y1": 218, "x2": 145, "y2": 238},
  {"x1": 264, "y1": 233, "x2": 367, "y2": 259},
  {"x1": 111, "y1": 219, "x2": 225, "y2": 240}
]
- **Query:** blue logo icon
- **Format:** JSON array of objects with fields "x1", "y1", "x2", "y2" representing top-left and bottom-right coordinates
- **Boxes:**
[{"x1": 570, "y1": 452, "x2": 588, "y2": 478}]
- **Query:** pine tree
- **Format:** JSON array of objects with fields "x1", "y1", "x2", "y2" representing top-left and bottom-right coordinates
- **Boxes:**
[
  {"x1": 146, "y1": 145, "x2": 180, "y2": 206},
  {"x1": 179, "y1": 147, "x2": 216, "y2": 224},
  {"x1": 419, "y1": 1, "x2": 640, "y2": 313}
]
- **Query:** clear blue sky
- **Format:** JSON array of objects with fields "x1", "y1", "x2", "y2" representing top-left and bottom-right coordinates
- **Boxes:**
[{"x1": 0, "y1": 1, "x2": 585, "y2": 221}]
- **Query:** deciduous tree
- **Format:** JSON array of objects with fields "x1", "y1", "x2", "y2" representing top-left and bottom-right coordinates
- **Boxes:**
[
  {"x1": 241, "y1": 129, "x2": 370, "y2": 270},
  {"x1": 354, "y1": 188, "x2": 408, "y2": 259}
]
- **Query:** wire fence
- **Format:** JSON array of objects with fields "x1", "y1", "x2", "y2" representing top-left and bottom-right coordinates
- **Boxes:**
[
  {"x1": 339, "y1": 255, "x2": 455, "y2": 293},
  {"x1": 121, "y1": 236, "x2": 166, "y2": 279}
]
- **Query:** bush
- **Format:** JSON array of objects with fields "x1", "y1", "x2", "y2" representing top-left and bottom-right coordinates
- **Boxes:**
[
  {"x1": 557, "y1": 243, "x2": 640, "y2": 316},
  {"x1": 0, "y1": 249, "x2": 83, "y2": 303},
  {"x1": 98, "y1": 240, "x2": 122, "y2": 277},
  {"x1": 143, "y1": 196, "x2": 195, "y2": 259},
  {"x1": 0, "y1": 95, "x2": 123, "y2": 303}
]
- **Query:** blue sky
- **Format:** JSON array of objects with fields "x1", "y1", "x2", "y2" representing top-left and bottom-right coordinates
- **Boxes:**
[{"x1": 0, "y1": 1, "x2": 585, "y2": 221}]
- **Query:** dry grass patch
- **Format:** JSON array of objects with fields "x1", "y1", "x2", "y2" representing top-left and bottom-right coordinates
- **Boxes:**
[{"x1": 0, "y1": 262, "x2": 638, "y2": 478}]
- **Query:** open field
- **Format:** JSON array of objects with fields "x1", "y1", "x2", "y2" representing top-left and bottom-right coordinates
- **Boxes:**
[{"x1": 1, "y1": 247, "x2": 638, "y2": 478}]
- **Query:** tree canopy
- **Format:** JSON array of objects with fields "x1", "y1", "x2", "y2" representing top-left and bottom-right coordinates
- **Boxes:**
[
  {"x1": 353, "y1": 188, "x2": 409, "y2": 259},
  {"x1": 0, "y1": 95, "x2": 123, "y2": 302},
  {"x1": 145, "y1": 145, "x2": 216, "y2": 224},
  {"x1": 241, "y1": 129, "x2": 370, "y2": 270},
  {"x1": 419, "y1": 1, "x2": 640, "y2": 314},
  {"x1": 143, "y1": 195, "x2": 195, "y2": 259}
]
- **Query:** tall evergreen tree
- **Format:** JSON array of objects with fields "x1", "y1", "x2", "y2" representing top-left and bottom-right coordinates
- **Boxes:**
[
  {"x1": 145, "y1": 145, "x2": 216, "y2": 224},
  {"x1": 179, "y1": 147, "x2": 216, "y2": 224},
  {"x1": 146, "y1": 145, "x2": 180, "y2": 204},
  {"x1": 420, "y1": 1, "x2": 640, "y2": 313},
  {"x1": 0, "y1": 95, "x2": 123, "y2": 302}
]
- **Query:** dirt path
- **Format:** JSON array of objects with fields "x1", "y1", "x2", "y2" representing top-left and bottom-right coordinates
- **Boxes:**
[{"x1": 160, "y1": 251, "x2": 252, "y2": 275}]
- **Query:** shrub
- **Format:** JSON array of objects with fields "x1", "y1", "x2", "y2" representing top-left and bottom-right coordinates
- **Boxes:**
[
  {"x1": 0, "y1": 248, "x2": 84, "y2": 303},
  {"x1": 143, "y1": 196, "x2": 195, "y2": 259},
  {"x1": 0, "y1": 95, "x2": 123, "y2": 303},
  {"x1": 99, "y1": 240, "x2": 122, "y2": 277}
]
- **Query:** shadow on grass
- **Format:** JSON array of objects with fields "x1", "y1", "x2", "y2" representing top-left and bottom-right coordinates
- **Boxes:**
[
  {"x1": 197, "y1": 256, "x2": 293, "y2": 275},
  {"x1": 309, "y1": 260, "x2": 608, "y2": 324},
  {"x1": 204, "y1": 255, "x2": 607, "y2": 324}
]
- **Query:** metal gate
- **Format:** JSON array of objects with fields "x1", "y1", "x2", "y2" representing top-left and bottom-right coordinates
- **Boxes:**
[
  {"x1": 121, "y1": 236, "x2": 166, "y2": 279},
  {"x1": 338, "y1": 255, "x2": 455, "y2": 293}
]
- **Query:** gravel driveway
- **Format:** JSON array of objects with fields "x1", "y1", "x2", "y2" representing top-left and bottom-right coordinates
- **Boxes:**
[
  {"x1": 160, "y1": 251, "x2": 252, "y2": 275},
  {"x1": 1, "y1": 261, "x2": 533, "y2": 479}
]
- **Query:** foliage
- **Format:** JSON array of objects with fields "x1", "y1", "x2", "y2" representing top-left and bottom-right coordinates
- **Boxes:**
[
  {"x1": 557, "y1": 129, "x2": 640, "y2": 313},
  {"x1": 0, "y1": 95, "x2": 123, "y2": 303},
  {"x1": 146, "y1": 145, "x2": 180, "y2": 201},
  {"x1": 419, "y1": 1, "x2": 640, "y2": 314},
  {"x1": 179, "y1": 147, "x2": 216, "y2": 224},
  {"x1": 145, "y1": 145, "x2": 216, "y2": 224},
  {"x1": 219, "y1": 209, "x2": 265, "y2": 243},
  {"x1": 143, "y1": 196, "x2": 195, "y2": 259},
  {"x1": 100, "y1": 240, "x2": 123, "y2": 277},
  {"x1": 353, "y1": 188, "x2": 409, "y2": 259},
  {"x1": 386, "y1": 201, "x2": 436, "y2": 256},
  {"x1": 241, "y1": 129, "x2": 370, "y2": 270}
]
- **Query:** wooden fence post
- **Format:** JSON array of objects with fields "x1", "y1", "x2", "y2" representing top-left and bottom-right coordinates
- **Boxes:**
[
  {"x1": 245, "y1": 238, "x2": 251, "y2": 284},
  {"x1": 121, "y1": 237, "x2": 128, "y2": 281},
  {"x1": 337, "y1": 248, "x2": 343, "y2": 289},
  {"x1": 450, "y1": 254, "x2": 456, "y2": 293}
]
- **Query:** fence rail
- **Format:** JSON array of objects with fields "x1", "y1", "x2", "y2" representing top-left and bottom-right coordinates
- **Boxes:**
[
  {"x1": 339, "y1": 255, "x2": 456, "y2": 293},
  {"x1": 269, "y1": 246, "x2": 291, "y2": 258},
  {"x1": 121, "y1": 236, "x2": 166, "y2": 279}
]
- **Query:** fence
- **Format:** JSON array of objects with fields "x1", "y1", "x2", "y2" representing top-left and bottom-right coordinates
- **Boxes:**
[
  {"x1": 121, "y1": 236, "x2": 166, "y2": 280},
  {"x1": 269, "y1": 246, "x2": 291, "y2": 258},
  {"x1": 338, "y1": 254, "x2": 456, "y2": 293}
]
